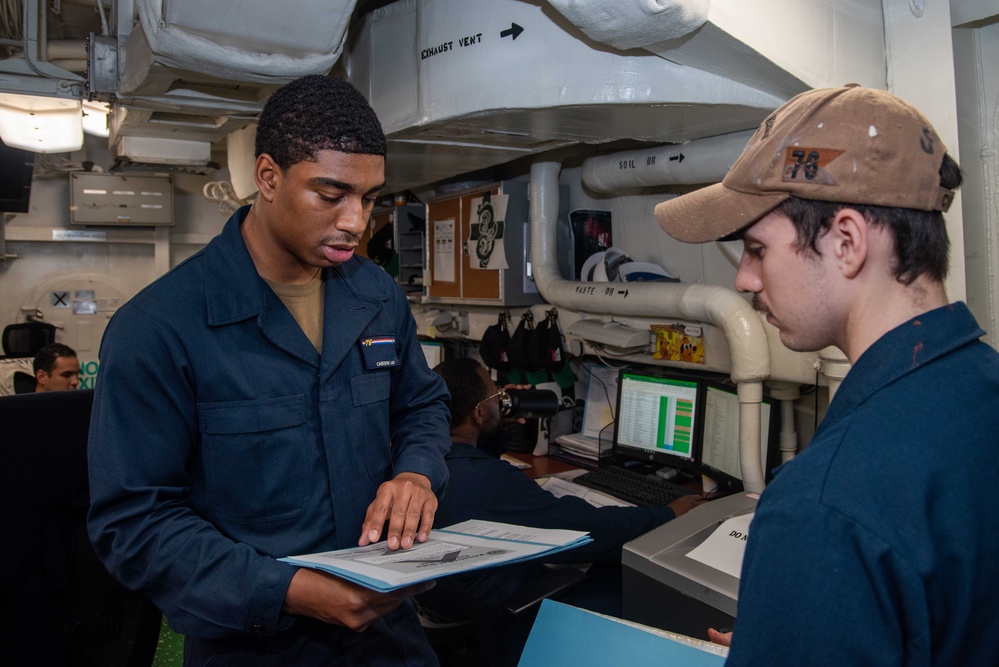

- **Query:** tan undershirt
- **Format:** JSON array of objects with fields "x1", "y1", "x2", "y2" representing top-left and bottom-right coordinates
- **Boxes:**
[{"x1": 263, "y1": 270, "x2": 325, "y2": 353}]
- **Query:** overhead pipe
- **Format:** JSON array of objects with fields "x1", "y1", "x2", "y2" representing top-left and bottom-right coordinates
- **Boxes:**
[
  {"x1": 45, "y1": 40, "x2": 88, "y2": 75},
  {"x1": 46, "y1": 40, "x2": 87, "y2": 61},
  {"x1": 581, "y1": 130, "x2": 754, "y2": 193},
  {"x1": 529, "y1": 160, "x2": 770, "y2": 493},
  {"x1": 49, "y1": 59, "x2": 88, "y2": 73},
  {"x1": 23, "y1": 0, "x2": 86, "y2": 85}
]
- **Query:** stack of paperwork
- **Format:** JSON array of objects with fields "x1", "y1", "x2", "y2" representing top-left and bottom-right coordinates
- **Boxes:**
[
  {"x1": 552, "y1": 364, "x2": 619, "y2": 461},
  {"x1": 280, "y1": 520, "x2": 591, "y2": 593}
]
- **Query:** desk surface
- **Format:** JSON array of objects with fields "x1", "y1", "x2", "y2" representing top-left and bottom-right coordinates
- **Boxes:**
[{"x1": 505, "y1": 453, "x2": 582, "y2": 479}]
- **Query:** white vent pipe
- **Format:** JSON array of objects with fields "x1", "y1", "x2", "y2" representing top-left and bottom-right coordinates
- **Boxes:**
[
  {"x1": 819, "y1": 346, "x2": 850, "y2": 402},
  {"x1": 530, "y1": 160, "x2": 770, "y2": 493},
  {"x1": 581, "y1": 130, "x2": 755, "y2": 193},
  {"x1": 768, "y1": 381, "x2": 801, "y2": 464}
]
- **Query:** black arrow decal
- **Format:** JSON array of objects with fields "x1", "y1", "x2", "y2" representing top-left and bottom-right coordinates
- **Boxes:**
[
  {"x1": 669, "y1": 153, "x2": 685, "y2": 163},
  {"x1": 500, "y1": 23, "x2": 524, "y2": 40}
]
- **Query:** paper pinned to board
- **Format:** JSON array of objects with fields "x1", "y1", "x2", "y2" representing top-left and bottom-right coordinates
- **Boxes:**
[{"x1": 684, "y1": 512, "x2": 754, "y2": 579}]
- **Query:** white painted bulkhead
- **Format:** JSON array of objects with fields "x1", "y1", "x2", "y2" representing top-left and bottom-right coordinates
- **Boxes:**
[{"x1": 0, "y1": 0, "x2": 995, "y2": 458}]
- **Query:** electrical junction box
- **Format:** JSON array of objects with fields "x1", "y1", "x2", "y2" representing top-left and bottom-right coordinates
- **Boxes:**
[{"x1": 70, "y1": 173, "x2": 174, "y2": 226}]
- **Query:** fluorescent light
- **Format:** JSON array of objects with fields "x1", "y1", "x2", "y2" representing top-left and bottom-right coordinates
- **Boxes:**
[
  {"x1": 82, "y1": 100, "x2": 110, "y2": 138},
  {"x1": 0, "y1": 93, "x2": 84, "y2": 153}
]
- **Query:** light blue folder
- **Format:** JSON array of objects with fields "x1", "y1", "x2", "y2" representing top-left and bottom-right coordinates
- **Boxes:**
[{"x1": 519, "y1": 600, "x2": 726, "y2": 667}]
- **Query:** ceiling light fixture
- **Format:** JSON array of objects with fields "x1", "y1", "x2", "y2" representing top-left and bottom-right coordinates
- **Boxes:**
[{"x1": 0, "y1": 93, "x2": 84, "y2": 153}]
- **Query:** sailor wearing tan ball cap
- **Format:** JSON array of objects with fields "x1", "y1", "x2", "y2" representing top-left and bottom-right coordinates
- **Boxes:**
[{"x1": 654, "y1": 85, "x2": 999, "y2": 666}]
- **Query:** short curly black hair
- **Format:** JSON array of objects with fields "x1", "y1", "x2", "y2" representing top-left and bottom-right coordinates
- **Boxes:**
[
  {"x1": 434, "y1": 358, "x2": 492, "y2": 427},
  {"x1": 255, "y1": 74, "x2": 386, "y2": 169}
]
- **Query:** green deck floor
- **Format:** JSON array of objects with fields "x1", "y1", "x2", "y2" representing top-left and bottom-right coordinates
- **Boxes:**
[{"x1": 152, "y1": 616, "x2": 184, "y2": 667}]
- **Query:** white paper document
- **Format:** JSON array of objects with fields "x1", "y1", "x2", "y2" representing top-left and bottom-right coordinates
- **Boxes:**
[
  {"x1": 433, "y1": 219, "x2": 456, "y2": 282},
  {"x1": 539, "y1": 476, "x2": 634, "y2": 508},
  {"x1": 684, "y1": 512, "x2": 754, "y2": 579},
  {"x1": 280, "y1": 520, "x2": 591, "y2": 593}
]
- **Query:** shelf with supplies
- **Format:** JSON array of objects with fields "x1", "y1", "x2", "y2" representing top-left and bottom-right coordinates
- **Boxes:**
[{"x1": 357, "y1": 202, "x2": 427, "y2": 299}]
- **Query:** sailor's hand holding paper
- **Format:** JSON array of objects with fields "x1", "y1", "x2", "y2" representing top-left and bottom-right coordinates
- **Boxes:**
[
  {"x1": 281, "y1": 472, "x2": 439, "y2": 631},
  {"x1": 282, "y1": 568, "x2": 435, "y2": 631}
]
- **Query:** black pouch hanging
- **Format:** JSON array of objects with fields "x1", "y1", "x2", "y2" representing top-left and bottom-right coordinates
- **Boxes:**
[
  {"x1": 541, "y1": 309, "x2": 566, "y2": 372},
  {"x1": 507, "y1": 311, "x2": 536, "y2": 371},
  {"x1": 527, "y1": 314, "x2": 550, "y2": 371},
  {"x1": 479, "y1": 312, "x2": 511, "y2": 372}
]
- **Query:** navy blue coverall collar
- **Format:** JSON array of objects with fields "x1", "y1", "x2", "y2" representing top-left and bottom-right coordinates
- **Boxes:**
[{"x1": 201, "y1": 205, "x2": 392, "y2": 383}]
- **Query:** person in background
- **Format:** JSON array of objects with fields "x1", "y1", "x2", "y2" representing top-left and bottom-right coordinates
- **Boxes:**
[
  {"x1": 87, "y1": 75, "x2": 451, "y2": 666},
  {"x1": 33, "y1": 343, "x2": 80, "y2": 392},
  {"x1": 655, "y1": 84, "x2": 999, "y2": 665},
  {"x1": 423, "y1": 358, "x2": 703, "y2": 666}
]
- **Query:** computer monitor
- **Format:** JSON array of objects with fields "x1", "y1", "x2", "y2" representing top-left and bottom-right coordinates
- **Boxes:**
[
  {"x1": 420, "y1": 340, "x2": 444, "y2": 369},
  {"x1": 699, "y1": 381, "x2": 780, "y2": 491},
  {"x1": 612, "y1": 368, "x2": 703, "y2": 474}
]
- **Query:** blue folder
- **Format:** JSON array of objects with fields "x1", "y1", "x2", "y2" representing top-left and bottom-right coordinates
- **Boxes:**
[{"x1": 519, "y1": 600, "x2": 726, "y2": 667}]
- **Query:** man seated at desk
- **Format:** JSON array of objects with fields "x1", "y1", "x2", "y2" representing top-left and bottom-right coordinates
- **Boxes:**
[
  {"x1": 422, "y1": 358, "x2": 703, "y2": 664},
  {"x1": 33, "y1": 343, "x2": 80, "y2": 393}
]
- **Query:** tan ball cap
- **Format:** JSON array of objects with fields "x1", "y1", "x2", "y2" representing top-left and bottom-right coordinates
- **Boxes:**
[{"x1": 654, "y1": 85, "x2": 955, "y2": 243}]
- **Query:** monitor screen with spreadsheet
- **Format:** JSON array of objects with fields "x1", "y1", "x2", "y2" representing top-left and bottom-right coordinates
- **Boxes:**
[
  {"x1": 699, "y1": 381, "x2": 780, "y2": 489},
  {"x1": 612, "y1": 369, "x2": 703, "y2": 472}
]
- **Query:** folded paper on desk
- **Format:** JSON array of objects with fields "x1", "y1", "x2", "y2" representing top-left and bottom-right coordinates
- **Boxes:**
[
  {"x1": 280, "y1": 520, "x2": 591, "y2": 593},
  {"x1": 500, "y1": 453, "x2": 533, "y2": 470},
  {"x1": 540, "y1": 476, "x2": 634, "y2": 508},
  {"x1": 519, "y1": 599, "x2": 727, "y2": 666}
]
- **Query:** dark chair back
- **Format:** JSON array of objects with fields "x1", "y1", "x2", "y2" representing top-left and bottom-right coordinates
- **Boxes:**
[
  {"x1": 0, "y1": 389, "x2": 162, "y2": 666},
  {"x1": 1, "y1": 321, "x2": 57, "y2": 357},
  {"x1": 12, "y1": 370, "x2": 35, "y2": 394}
]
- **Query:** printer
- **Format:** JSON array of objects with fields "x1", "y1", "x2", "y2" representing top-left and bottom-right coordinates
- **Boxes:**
[{"x1": 622, "y1": 491, "x2": 758, "y2": 640}]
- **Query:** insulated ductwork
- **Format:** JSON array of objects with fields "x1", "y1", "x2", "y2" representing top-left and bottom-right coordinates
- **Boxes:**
[
  {"x1": 107, "y1": 0, "x2": 359, "y2": 172},
  {"x1": 529, "y1": 160, "x2": 769, "y2": 492},
  {"x1": 346, "y1": 0, "x2": 786, "y2": 193},
  {"x1": 582, "y1": 130, "x2": 755, "y2": 192},
  {"x1": 545, "y1": 0, "x2": 710, "y2": 51}
]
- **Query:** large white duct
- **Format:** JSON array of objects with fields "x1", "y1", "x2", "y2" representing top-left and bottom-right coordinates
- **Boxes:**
[
  {"x1": 132, "y1": 0, "x2": 353, "y2": 84},
  {"x1": 581, "y1": 130, "x2": 754, "y2": 193},
  {"x1": 545, "y1": 0, "x2": 710, "y2": 51},
  {"x1": 529, "y1": 161, "x2": 769, "y2": 493}
]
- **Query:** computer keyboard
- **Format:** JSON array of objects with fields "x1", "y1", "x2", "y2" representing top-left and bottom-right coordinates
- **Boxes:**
[{"x1": 573, "y1": 466, "x2": 697, "y2": 507}]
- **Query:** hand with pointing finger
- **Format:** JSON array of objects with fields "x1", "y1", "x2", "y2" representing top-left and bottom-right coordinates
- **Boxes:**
[{"x1": 358, "y1": 472, "x2": 437, "y2": 550}]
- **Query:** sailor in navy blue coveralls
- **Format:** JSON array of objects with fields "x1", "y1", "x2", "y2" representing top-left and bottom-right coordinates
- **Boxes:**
[{"x1": 87, "y1": 205, "x2": 451, "y2": 665}]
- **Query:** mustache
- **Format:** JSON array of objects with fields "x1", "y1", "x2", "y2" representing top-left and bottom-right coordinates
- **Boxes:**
[
  {"x1": 322, "y1": 232, "x2": 360, "y2": 246},
  {"x1": 752, "y1": 295, "x2": 771, "y2": 317}
]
